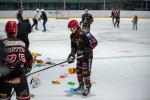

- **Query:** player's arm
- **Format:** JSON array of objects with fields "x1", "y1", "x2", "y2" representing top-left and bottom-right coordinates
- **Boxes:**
[
  {"x1": 70, "y1": 35, "x2": 77, "y2": 56},
  {"x1": 83, "y1": 32, "x2": 98, "y2": 49},
  {"x1": 24, "y1": 48, "x2": 33, "y2": 74},
  {"x1": 67, "y1": 35, "x2": 77, "y2": 64}
]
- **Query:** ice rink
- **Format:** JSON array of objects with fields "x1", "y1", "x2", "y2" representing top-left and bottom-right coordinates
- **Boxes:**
[{"x1": 0, "y1": 18, "x2": 150, "y2": 100}]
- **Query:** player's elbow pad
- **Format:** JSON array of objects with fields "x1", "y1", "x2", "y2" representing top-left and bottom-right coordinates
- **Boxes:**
[{"x1": 90, "y1": 40, "x2": 98, "y2": 49}]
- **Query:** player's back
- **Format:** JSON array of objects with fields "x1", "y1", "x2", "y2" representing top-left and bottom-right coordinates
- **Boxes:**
[{"x1": 2, "y1": 38, "x2": 26, "y2": 66}]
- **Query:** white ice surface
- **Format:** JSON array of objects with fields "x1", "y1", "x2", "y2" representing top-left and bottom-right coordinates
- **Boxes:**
[{"x1": 0, "y1": 18, "x2": 150, "y2": 100}]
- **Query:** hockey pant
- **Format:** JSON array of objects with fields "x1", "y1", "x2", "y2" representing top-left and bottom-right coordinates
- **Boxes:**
[
  {"x1": 76, "y1": 57, "x2": 92, "y2": 88},
  {"x1": 0, "y1": 74, "x2": 30, "y2": 100},
  {"x1": 114, "y1": 17, "x2": 120, "y2": 27}
]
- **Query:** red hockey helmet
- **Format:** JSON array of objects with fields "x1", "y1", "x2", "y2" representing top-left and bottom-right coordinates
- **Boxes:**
[
  {"x1": 68, "y1": 20, "x2": 78, "y2": 28},
  {"x1": 5, "y1": 21, "x2": 18, "y2": 34}
]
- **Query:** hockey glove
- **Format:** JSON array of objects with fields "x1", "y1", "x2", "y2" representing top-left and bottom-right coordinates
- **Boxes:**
[{"x1": 67, "y1": 54, "x2": 75, "y2": 64}]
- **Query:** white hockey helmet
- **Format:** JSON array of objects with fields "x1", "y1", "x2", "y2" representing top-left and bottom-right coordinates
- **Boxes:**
[
  {"x1": 41, "y1": 9, "x2": 45, "y2": 12},
  {"x1": 36, "y1": 8, "x2": 40, "y2": 12}
]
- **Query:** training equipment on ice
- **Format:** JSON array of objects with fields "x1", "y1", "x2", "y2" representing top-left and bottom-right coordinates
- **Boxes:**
[
  {"x1": 30, "y1": 74, "x2": 41, "y2": 88},
  {"x1": 59, "y1": 75, "x2": 67, "y2": 78},
  {"x1": 68, "y1": 82, "x2": 75, "y2": 86},
  {"x1": 52, "y1": 80, "x2": 61, "y2": 84},
  {"x1": 69, "y1": 84, "x2": 91, "y2": 96},
  {"x1": 69, "y1": 87, "x2": 83, "y2": 94},
  {"x1": 68, "y1": 68, "x2": 76, "y2": 74},
  {"x1": 32, "y1": 52, "x2": 41, "y2": 57}
]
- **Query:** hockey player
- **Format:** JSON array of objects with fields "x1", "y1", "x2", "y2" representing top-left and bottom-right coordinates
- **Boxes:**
[
  {"x1": 132, "y1": 15, "x2": 138, "y2": 30},
  {"x1": 79, "y1": 9, "x2": 93, "y2": 32},
  {"x1": 67, "y1": 20, "x2": 97, "y2": 96},
  {"x1": 0, "y1": 21, "x2": 33, "y2": 100},
  {"x1": 40, "y1": 9, "x2": 48, "y2": 32},
  {"x1": 16, "y1": 9, "x2": 23, "y2": 23},
  {"x1": 17, "y1": 19, "x2": 32, "y2": 48},
  {"x1": 114, "y1": 7, "x2": 120, "y2": 28},
  {"x1": 31, "y1": 8, "x2": 40, "y2": 30}
]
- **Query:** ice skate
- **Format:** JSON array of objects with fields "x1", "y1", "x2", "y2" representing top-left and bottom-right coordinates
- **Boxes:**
[
  {"x1": 82, "y1": 85, "x2": 91, "y2": 96},
  {"x1": 69, "y1": 86, "x2": 84, "y2": 94}
]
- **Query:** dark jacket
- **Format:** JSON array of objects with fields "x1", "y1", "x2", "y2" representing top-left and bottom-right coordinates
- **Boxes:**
[
  {"x1": 17, "y1": 19, "x2": 31, "y2": 39},
  {"x1": 40, "y1": 12, "x2": 47, "y2": 21}
]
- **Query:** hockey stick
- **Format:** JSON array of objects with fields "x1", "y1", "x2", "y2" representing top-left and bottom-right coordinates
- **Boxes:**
[
  {"x1": 27, "y1": 55, "x2": 83, "y2": 77},
  {"x1": 10, "y1": 90, "x2": 15, "y2": 99},
  {"x1": 26, "y1": 60, "x2": 67, "y2": 77}
]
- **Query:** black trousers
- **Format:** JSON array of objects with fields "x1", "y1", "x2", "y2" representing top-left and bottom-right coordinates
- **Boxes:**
[
  {"x1": 133, "y1": 22, "x2": 137, "y2": 30},
  {"x1": 32, "y1": 18, "x2": 38, "y2": 29},
  {"x1": 43, "y1": 20, "x2": 47, "y2": 31}
]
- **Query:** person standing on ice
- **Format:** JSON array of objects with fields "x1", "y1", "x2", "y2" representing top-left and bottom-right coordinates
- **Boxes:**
[
  {"x1": 132, "y1": 15, "x2": 138, "y2": 30},
  {"x1": 0, "y1": 21, "x2": 33, "y2": 100},
  {"x1": 31, "y1": 8, "x2": 40, "y2": 30},
  {"x1": 40, "y1": 9, "x2": 48, "y2": 32},
  {"x1": 67, "y1": 20, "x2": 97, "y2": 96},
  {"x1": 16, "y1": 9, "x2": 23, "y2": 23},
  {"x1": 79, "y1": 9, "x2": 93, "y2": 32},
  {"x1": 114, "y1": 7, "x2": 120, "y2": 28},
  {"x1": 17, "y1": 19, "x2": 32, "y2": 48}
]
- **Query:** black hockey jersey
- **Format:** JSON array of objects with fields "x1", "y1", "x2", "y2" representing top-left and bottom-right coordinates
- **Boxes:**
[
  {"x1": 80, "y1": 13, "x2": 93, "y2": 25},
  {"x1": 70, "y1": 28, "x2": 97, "y2": 59},
  {"x1": 0, "y1": 38, "x2": 33, "y2": 77},
  {"x1": 40, "y1": 12, "x2": 47, "y2": 21},
  {"x1": 17, "y1": 19, "x2": 31, "y2": 39}
]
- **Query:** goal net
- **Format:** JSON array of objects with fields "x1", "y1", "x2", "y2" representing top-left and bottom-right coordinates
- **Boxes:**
[{"x1": 55, "y1": 10, "x2": 70, "y2": 19}]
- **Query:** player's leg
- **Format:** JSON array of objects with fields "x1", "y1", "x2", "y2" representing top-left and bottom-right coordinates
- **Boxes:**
[
  {"x1": 0, "y1": 79, "x2": 12, "y2": 100},
  {"x1": 42, "y1": 20, "x2": 47, "y2": 32},
  {"x1": 136, "y1": 23, "x2": 137, "y2": 30},
  {"x1": 117, "y1": 18, "x2": 120, "y2": 28},
  {"x1": 14, "y1": 74, "x2": 30, "y2": 100},
  {"x1": 82, "y1": 57, "x2": 93, "y2": 96},
  {"x1": 73, "y1": 60, "x2": 84, "y2": 92},
  {"x1": 35, "y1": 19, "x2": 38, "y2": 30}
]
